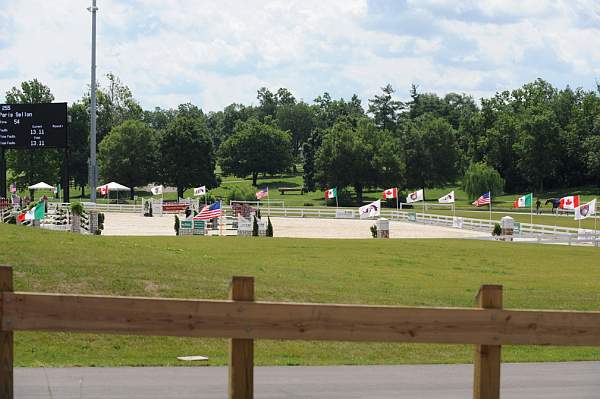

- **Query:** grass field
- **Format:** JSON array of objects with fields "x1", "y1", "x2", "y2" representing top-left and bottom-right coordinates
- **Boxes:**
[{"x1": 2, "y1": 223, "x2": 600, "y2": 367}]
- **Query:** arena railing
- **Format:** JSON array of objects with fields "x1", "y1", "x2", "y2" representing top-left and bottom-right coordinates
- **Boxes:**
[{"x1": 2, "y1": 267, "x2": 600, "y2": 399}]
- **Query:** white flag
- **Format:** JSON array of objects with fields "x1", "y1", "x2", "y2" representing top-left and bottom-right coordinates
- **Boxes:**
[
  {"x1": 194, "y1": 186, "x2": 206, "y2": 196},
  {"x1": 150, "y1": 185, "x2": 163, "y2": 196},
  {"x1": 406, "y1": 189, "x2": 424, "y2": 203},
  {"x1": 438, "y1": 191, "x2": 455, "y2": 204},
  {"x1": 359, "y1": 199, "x2": 381, "y2": 219},
  {"x1": 575, "y1": 199, "x2": 596, "y2": 220}
]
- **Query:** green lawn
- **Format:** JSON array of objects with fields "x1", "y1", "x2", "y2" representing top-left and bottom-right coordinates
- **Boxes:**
[{"x1": 2, "y1": 223, "x2": 600, "y2": 367}]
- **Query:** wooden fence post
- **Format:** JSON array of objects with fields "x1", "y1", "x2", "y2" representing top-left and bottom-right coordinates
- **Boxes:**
[
  {"x1": 473, "y1": 285, "x2": 502, "y2": 399},
  {"x1": 0, "y1": 266, "x2": 13, "y2": 399},
  {"x1": 228, "y1": 276, "x2": 254, "y2": 399}
]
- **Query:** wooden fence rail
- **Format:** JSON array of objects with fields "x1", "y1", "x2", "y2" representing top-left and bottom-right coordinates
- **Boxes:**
[{"x1": 1, "y1": 265, "x2": 600, "y2": 398}]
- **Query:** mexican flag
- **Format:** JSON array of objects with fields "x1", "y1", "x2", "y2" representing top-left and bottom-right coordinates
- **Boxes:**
[
  {"x1": 325, "y1": 188, "x2": 337, "y2": 199},
  {"x1": 513, "y1": 193, "x2": 532, "y2": 208},
  {"x1": 24, "y1": 202, "x2": 45, "y2": 221}
]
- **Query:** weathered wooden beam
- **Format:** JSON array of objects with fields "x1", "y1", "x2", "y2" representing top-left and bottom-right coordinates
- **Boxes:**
[
  {"x1": 4, "y1": 291, "x2": 600, "y2": 346},
  {"x1": 229, "y1": 276, "x2": 254, "y2": 399},
  {"x1": 473, "y1": 285, "x2": 502, "y2": 399}
]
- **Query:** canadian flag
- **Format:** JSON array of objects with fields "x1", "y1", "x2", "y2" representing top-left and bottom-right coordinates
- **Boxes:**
[
  {"x1": 382, "y1": 187, "x2": 398, "y2": 199},
  {"x1": 559, "y1": 195, "x2": 580, "y2": 210},
  {"x1": 99, "y1": 185, "x2": 109, "y2": 196}
]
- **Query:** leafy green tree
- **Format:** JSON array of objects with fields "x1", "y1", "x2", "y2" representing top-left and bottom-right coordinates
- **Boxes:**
[
  {"x1": 402, "y1": 115, "x2": 459, "y2": 188},
  {"x1": 219, "y1": 118, "x2": 292, "y2": 186},
  {"x1": 67, "y1": 102, "x2": 90, "y2": 196},
  {"x1": 368, "y1": 84, "x2": 403, "y2": 131},
  {"x1": 159, "y1": 116, "x2": 217, "y2": 198},
  {"x1": 313, "y1": 92, "x2": 364, "y2": 129},
  {"x1": 5, "y1": 79, "x2": 62, "y2": 198},
  {"x1": 98, "y1": 120, "x2": 158, "y2": 199},
  {"x1": 276, "y1": 102, "x2": 315, "y2": 161},
  {"x1": 315, "y1": 118, "x2": 404, "y2": 202},
  {"x1": 302, "y1": 129, "x2": 323, "y2": 192},
  {"x1": 462, "y1": 162, "x2": 504, "y2": 199},
  {"x1": 584, "y1": 135, "x2": 600, "y2": 186},
  {"x1": 513, "y1": 106, "x2": 561, "y2": 192}
]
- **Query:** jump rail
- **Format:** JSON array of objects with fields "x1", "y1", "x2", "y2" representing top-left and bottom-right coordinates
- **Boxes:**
[{"x1": 2, "y1": 266, "x2": 600, "y2": 398}]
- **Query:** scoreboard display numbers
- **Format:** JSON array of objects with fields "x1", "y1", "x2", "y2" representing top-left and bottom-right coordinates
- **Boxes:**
[{"x1": 0, "y1": 103, "x2": 67, "y2": 149}]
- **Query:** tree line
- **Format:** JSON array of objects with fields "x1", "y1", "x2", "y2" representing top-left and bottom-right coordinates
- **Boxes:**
[{"x1": 4, "y1": 76, "x2": 600, "y2": 201}]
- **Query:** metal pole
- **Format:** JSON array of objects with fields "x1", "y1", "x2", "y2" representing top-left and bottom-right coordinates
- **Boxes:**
[
  {"x1": 88, "y1": 0, "x2": 98, "y2": 202},
  {"x1": 0, "y1": 147, "x2": 6, "y2": 199}
]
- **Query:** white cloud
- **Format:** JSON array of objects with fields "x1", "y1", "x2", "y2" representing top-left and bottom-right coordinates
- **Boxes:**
[{"x1": 1, "y1": 0, "x2": 599, "y2": 111}]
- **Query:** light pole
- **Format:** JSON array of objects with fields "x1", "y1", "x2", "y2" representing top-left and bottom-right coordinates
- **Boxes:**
[{"x1": 88, "y1": 0, "x2": 98, "y2": 202}]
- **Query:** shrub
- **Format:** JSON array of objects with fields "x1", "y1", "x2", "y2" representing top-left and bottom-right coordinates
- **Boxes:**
[
  {"x1": 174, "y1": 215, "x2": 180, "y2": 235},
  {"x1": 462, "y1": 162, "x2": 504, "y2": 200},
  {"x1": 303, "y1": 202, "x2": 314, "y2": 206},
  {"x1": 266, "y1": 217, "x2": 273, "y2": 237},
  {"x1": 492, "y1": 223, "x2": 502, "y2": 236},
  {"x1": 226, "y1": 185, "x2": 257, "y2": 203},
  {"x1": 370, "y1": 224, "x2": 377, "y2": 238},
  {"x1": 70, "y1": 202, "x2": 84, "y2": 216},
  {"x1": 252, "y1": 216, "x2": 259, "y2": 236}
]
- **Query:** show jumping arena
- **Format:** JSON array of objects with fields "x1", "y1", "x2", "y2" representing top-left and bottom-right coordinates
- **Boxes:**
[{"x1": 102, "y1": 213, "x2": 488, "y2": 239}]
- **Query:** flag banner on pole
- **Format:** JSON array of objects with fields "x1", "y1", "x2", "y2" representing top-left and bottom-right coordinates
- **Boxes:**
[
  {"x1": 193, "y1": 186, "x2": 206, "y2": 196},
  {"x1": 256, "y1": 187, "x2": 269, "y2": 200},
  {"x1": 513, "y1": 193, "x2": 533, "y2": 208},
  {"x1": 150, "y1": 185, "x2": 163, "y2": 196},
  {"x1": 99, "y1": 185, "x2": 108, "y2": 196},
  {"x1": 438, "y1": 191, "x2": 455, "y2": 203},
  {"x1": 325, "y1": 187, "x2": 337, "y2": 199},
  {"x1": 559, "y1": 195, "x2": 580, "y2": 209},
  {"x1": 24, "y1": 202, "x2": 45, "y2": 221},
  {"x1": 382, "y1": 188, "x2": 398, "y2": 199},
  {"x1": 406, "y1": 189, "x2": 424, "y2": 203},
  {"x1": 472, "y1": 192, "x2": 491, "y2": 207},
  {"x1": 575, "y1": 199, "x2": 596, "y2": 220},
  {"x1": 359, "y1": 199, "x2": 381, "y2": 219},
  {"x1": 193, "y1": 201, "x2": 223, "y2": 220},
  {"x1": 10, "y1": 183, "x2": 17, "y2": 193}
]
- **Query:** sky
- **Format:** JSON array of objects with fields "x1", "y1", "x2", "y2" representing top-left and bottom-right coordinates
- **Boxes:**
[{"x1": 1, "y1": 0, "x2": 600, "y2": 111}]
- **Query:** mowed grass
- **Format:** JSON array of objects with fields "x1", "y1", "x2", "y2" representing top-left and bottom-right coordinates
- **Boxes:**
[{"x1": 2, "y1": 223, "x2": 600, "y2": 367}]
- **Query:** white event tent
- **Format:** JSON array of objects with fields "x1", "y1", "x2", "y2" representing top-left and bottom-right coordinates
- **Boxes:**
[{"x1": 97, "y1": 182, "x2": 131, "y2": 203}]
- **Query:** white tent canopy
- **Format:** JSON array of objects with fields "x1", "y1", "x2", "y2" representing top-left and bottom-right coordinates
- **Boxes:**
[
  {"x1": 98, "y1": 182, "x2": 130, "y2": 191},
  {"x1": 28, "y1": 182, "x2": 55, "y2": 190}
]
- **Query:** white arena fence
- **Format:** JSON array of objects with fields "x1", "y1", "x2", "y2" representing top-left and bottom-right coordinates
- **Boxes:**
[{"x1": 6, "y1": 201, "x2": 596, "y2": 243}]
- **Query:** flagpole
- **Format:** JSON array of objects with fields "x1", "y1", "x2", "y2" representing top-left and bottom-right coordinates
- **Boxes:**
[
  {"x1": 395, "y1": 188, "x2": 399, "y2": 220},
  {"x1": 530, "y1": 193, "x2": 533, "y2": 225},
  {"x1": 489, "y1": 191, "x2": 492, "y2": 224},
  {"x1": 267, "y1": 186, "x2": 270, "y2": 217}
]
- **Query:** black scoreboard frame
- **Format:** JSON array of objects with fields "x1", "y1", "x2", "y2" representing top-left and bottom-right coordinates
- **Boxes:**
[{"x1": 0, "y1": 102, "x2": 70, "y2": 202}]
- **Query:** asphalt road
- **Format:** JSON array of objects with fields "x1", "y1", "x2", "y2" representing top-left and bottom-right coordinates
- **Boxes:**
[{"x1": 17, "y1": 362, "x2": 600, "y2": 398}]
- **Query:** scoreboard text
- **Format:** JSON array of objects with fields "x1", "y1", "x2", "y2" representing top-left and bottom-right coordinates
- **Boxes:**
[{"x1": 0, "y1": 103, "x2": 67, "y2": 149}]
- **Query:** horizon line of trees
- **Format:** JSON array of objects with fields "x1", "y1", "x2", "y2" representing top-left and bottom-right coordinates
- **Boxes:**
[{"x1": 3, "y1": 76, "x2": 600, "y2": 201}]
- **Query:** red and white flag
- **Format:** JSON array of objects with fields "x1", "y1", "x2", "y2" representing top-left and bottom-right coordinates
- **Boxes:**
[
  {"x1": 99, "y1": 185, "x2": 108, "y2": 196},
  {"x1": 559, "y1": 195, "x2": 580, "y2": 210},
  {"x1": 382, "y1": 187, "x2": 397, "y2": 199}
]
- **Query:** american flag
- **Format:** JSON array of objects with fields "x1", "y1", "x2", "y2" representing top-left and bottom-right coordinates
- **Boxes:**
[
  {"x1": 472, "y1": 192, "x2": 491, "y2": 207},
  {"x1": 256, "y1": 187, "x2": 269, "y2": 200},
  {"x1": 193, "y1": 201, "x2": 223, "y2": 220}
]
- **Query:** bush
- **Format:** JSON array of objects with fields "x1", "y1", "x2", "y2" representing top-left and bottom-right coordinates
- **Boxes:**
[
  {"x1": 462, "y1": 162, "x2": 504, "y2": 200},
  {"x1": 252, "y1": 216, "x2": 259, "y2": 236},
  {"x1": 226, "y1": 185, "x2": 257, "y2": 203},
  {"x1": 303, "y1": 202, "x2": 314, "y2": 206},
  {"x1": 174, "y1": 215, "x2": 180, "y2": 235},
  {"x1": 266, "y1": 217, "x2": 273, "y2": 237},
  {"x1": 492, "y1": 223, "x2": 502, "y2": 236},
  {"x1": 70, "y1": 202, "x2": 84, "y2": 216},
  {"x1": 370, "y1": 224, "x2": 377, "y2": 238}
]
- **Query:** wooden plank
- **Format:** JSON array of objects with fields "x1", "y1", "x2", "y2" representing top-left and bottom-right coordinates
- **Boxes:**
[
  {"x1": 0, "y1": 266, "x2": 13, "y2": 399},
  {"x1": 473, "y1": 285, "x2": 502, "y2": 399},
  {"x1": 229, "y1": 277, "x2": 254, "y2": 399},
  {"x1": 4, "y1": 291, "x2": 600, "y2": 346}
]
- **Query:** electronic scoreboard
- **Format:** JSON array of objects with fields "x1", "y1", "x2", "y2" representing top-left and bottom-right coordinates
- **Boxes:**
[{"x1": 0, "y1": 103, "x2": 68, "y2": 149}]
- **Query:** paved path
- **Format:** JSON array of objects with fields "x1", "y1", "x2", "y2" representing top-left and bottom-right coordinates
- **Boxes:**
[{"x1": 16, "y1": 362, "x2": 600, "y2": 398}]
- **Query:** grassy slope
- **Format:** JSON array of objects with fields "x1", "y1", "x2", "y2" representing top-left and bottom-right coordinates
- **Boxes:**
[{"x1": 2, "y1": 223, "x2": 600, "y2": 367}]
